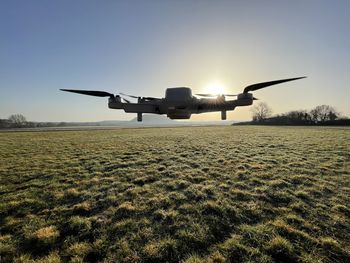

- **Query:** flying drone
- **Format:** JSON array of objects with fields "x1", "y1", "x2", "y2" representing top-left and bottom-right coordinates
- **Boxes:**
[{"x1": 61, "y1": 77, "x2": 306, "y2": 121}]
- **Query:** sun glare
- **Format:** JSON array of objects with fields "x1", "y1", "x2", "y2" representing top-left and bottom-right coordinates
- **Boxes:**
[{"x1": 205, "y1": 82, "x2": 226, "y2": 95}]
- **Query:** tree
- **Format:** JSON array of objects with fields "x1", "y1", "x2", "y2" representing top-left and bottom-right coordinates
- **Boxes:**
[
  {"x1": 251, "y1": 102, "x2": 272, "y2": 122},
  {"x1": 328, "y1": 110, "x2": 338, "y2": 121},
  {"x1": 309, "y1": 105, "x2": 339, "y2": 123},
  {"x1": 285, "y1": 110, "x2": 312, "y2": 124},
  {"x1": 0, "y1": 119, "x2": 11, "y2": 128},
  {"x1": 8, "y1": 114, "x2": 27, "y2": 128}
]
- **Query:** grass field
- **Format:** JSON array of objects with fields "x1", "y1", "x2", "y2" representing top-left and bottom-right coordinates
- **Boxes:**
[{"x1": 0, "y1": 126, "x2": 349, "y2": 263}]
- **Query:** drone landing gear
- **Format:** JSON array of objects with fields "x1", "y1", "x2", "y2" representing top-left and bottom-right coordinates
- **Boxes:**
[
  {"x1": 137, "y1": 112, "x2": 142, "y2": 122},
  {"x1": 221, "y1": 111, "x2": 227, "y2": 120}
]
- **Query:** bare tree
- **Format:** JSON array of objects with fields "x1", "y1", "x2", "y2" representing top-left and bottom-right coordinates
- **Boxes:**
[
  {"x1": 8, "y1": 114, "x2": 27, "y2": 128},
  {"x1": 285, "y1": 110, "x2": 312, "y2": 123},
  {"x1": 310, "y1": 105, "x2": 339, "y2": 123},
  {"x1": 251, "y1": 102, "x2": 272, "y2": 122}
]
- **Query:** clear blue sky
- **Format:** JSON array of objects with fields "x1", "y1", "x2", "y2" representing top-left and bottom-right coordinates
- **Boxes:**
[{"x1": 1, "y1": 0, "x2": 349, "y2": 121}]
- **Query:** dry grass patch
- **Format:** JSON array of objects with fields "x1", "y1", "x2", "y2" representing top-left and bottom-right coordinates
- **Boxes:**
[{"x1": 33, "y1": 226, "x2": 59, "y2": 241}]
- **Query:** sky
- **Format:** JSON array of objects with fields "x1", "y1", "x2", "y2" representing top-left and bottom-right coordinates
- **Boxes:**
[{"x1": 1, "y1": 0, "x2": 349, "y2": 122}]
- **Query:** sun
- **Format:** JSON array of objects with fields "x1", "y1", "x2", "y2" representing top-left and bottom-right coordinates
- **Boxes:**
[{"x1": 205, "y1": 82, "x2": 226, "y2": 95}]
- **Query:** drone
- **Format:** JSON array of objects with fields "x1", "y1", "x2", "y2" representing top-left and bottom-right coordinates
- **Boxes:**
[{"x1": 61, "y1": 77, "x2": 306, "y2": 122}]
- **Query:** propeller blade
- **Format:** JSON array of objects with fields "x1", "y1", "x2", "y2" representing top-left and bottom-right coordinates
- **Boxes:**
[
  {"x1": 60, "y1": 89, "x2": 114, "y2": 97},
  {"x1": 122, "y1": 98, "x2": 131, "y2": 103},
  {"x1": 195, "y1": 94, "x2": 219, "y2": 97},
  {"x1": 223, "y1": 94, "x2": 238, "y2": 97},
  {"x1": 196, "y1": 93, "x2": 238, "y2": 97},
  {"x1": 243, "y1": 77, "x2": 306, "y2": 93},
  {"x1": 253, "y1": 97, "x2": 258, "y2": 100},
  {"x1": 120, "y1": 93, "x2": 159, "y2": 101},
  {"x1": 119, "y1": 93, "x2": 139, "y2": 99},
  {"x1": 143, "y1": 97, "x2": 159, "y2": 100}
]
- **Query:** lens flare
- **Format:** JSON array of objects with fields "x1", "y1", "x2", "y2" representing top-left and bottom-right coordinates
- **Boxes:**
[{"x1": 205, "y1": 82, "x2": 226, "y2": 95}]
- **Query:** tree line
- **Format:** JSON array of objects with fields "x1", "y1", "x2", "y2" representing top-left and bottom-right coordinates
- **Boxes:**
[
  {"x1": 1, "y1": 107, "x2": 349, "y2": 129},
  {"x1": 0, "y1": 114, "x2": 74, "y2": 129},
  {"x1": 250, "y1": 103, "x2": 349, "y2": 125}
]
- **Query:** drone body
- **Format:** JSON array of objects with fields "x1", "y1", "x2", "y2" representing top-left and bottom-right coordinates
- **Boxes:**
[
  {"x1": 108, "y1": 87, "x2": 254, "y2": 121},
  {"x1": 61, "y1": 77, "x2": 306, "y2": 122}
]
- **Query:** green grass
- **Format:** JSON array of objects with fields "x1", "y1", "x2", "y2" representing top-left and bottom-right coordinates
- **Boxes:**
[{"x1": 0, "y1": 126, "x2": 349, "y2": 262}]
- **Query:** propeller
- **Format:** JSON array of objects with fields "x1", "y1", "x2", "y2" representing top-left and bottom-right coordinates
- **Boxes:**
[
  {"x1": 195, "y1": 93, "x2": 239, "y2": 97},
  {"x1": 60, "y1": 89, "x2": 136, "y2": 104},
  {"x1": 225, "y1": 94, "x2": 240, "y2": 97},
  {"x1": 122, "y1": 98, "x2": 131, "y2": 103},
  {"x1": 60, "y1": 89, "x2": 114, "y2": 98},
  {"x1": 195, "y1": 94, "x2": 216, "y2": 97},
  {"x1": 60, "y1": 89, "x2": 161, "y2": 104},
  {"x1": 196, "y1": 77, "x2": 306, "y2": 99},
  {"x1": 120, "y1": 92, "x2": 139, "y2": 99},
  {"x1": 119, "y1": 93, "x2": 159, "y2": 101},
  {"x1": 243, "y1": 76, "x2": 306, "y2": 93}
]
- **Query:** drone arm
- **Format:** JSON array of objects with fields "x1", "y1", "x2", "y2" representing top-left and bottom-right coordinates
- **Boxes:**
[{"x1": 122, "y1": 103, "x2": 158, "y2": 113}]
